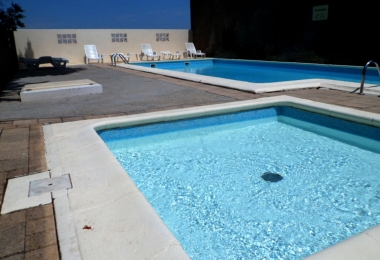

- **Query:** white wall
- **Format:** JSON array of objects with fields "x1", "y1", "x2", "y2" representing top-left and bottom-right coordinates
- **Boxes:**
[{"x1": 14, "y1": 29, "x2": 192, "y2": 65}]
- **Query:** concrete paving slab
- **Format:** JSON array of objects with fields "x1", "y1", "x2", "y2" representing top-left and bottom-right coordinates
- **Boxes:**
[
  {"x1": 53, "y1": 193, "x2": 81, "y2": 260},
  {"x1": 1, "y1": 172, "x2": 51, "y2": 214},
  {"x1": 0, "y1": 210, "x2": 26, "y2": 228},
  {"x1": 24, "y1": 244, "x2": 60, "y2": 260},
  {"x1": 26, "y1": 204, "x2": 54, "y2": 220},
  {"x1": 25, "y1": 228, "x2": 57, "y2": 251},
  {"x1": 0, "y1": 224, "x2": 25, "y2": 258},
  {"x1": 26, "y1": 215, "x2": 56, "y2": 235}
]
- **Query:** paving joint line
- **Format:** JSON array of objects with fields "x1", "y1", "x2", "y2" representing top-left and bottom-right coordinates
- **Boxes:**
[{"x1": 67, "y1": 99, "x2": 79, "y2": 115}]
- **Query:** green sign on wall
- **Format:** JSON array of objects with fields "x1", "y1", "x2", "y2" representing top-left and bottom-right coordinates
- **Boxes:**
[{"x1": 312, "y1": 5, "x2": 328, "y2": 21}]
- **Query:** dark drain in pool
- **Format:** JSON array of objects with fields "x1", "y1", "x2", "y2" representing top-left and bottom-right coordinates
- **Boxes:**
[{"x1": 261, "y1": 172, "x2": 283, "y2": 183}]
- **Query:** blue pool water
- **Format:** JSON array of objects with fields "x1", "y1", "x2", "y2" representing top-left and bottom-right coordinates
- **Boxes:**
[
  {"x1": 133, "y1": 59, "x2": 380, "y2": 84},
  {"x1": 98, "y1": 107, "x2": 380, "y2": 259}
]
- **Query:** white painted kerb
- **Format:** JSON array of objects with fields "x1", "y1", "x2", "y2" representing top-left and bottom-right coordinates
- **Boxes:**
[
  {"x1": 44, "y1": 96, "x2": 380, "y2": 260},
  {"x1": 20, "y1": 79, "x2": 103, "y2": 102}
]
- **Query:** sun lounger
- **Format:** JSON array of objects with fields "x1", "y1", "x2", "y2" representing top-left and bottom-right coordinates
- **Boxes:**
[
  {"x1": 141, "y1": 44, "x2": 161, "y2": 61},
  {"x1": 185, "y1": 43, "x2": 206, "y2": 58},
  {"x1": 169, "y1": 51, "x2": 182, "y2": 59},
  {"x1": 19, "y1": 56, "x2": 69, "y2": 69},
  {"x1": 84, "y1": 45, "x2": 103, "y2": 64},
  {"x1": 160, "y1": 51, "x2": 171, "y2": 59},
  {"x1": 160, "y1": 51, "x2": 182, "y2": 60}
]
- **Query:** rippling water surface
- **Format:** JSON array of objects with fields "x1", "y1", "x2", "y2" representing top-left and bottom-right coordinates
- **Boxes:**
[{"x1": 104, "y1": 118, "x2": 380, "y2": 259}]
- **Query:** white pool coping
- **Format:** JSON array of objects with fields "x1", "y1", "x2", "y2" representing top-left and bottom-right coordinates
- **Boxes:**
[
  {"x1": 43, "y1": 95, "x2": 380, "y2": 260},
  {"x1": 117, "y1": 59, "x2": 380, "y2": 95}
]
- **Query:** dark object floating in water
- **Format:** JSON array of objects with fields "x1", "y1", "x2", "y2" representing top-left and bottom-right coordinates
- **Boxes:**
[{"x1": 261, "y1": 172, "x2": 283, "y2": 183}]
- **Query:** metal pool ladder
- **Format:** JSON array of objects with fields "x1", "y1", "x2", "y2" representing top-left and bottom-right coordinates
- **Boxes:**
[{"x1": 359, "y1": 60, "x2": 380, "y2": 94}]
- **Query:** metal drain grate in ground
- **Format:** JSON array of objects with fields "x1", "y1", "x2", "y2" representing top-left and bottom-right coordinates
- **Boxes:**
[{"x1": 29, "y1": 174, "x2": 72, "y2": 197}]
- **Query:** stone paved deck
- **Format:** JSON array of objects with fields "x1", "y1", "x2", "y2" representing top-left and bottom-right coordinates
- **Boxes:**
[{"x1": 0, "y1": 64, "x2": 379, "y2": 259}]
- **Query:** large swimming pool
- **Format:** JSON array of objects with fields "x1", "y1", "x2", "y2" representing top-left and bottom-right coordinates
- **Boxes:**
[
  {"x1": 132, "y1": 59, "x2": 380, "y2": 84},
  {"x1": 98, "y1": 106, "x2": 380, "y2": 259}
]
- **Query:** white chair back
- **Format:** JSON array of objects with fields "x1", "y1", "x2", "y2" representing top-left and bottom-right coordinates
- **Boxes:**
[
  {"x1": 185, "y1": 43, "x2": 197, "y2": 54},
  {"x1": 84, "y1": 45, "x2": 99, "y2": 58},
  {"x1": 141, "y1": 44, "x2": 154, "y2": 55}
]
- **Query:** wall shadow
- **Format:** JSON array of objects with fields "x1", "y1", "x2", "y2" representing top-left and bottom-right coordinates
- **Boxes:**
[
  {"x1": 17, "y1": 38, "x2": 35, "y2": 59},
  {"x1": 0, "y1": 66, "x2": 88, "y2": 102},
  {"x1": 23, "y1": 38, "x2": 35, "y2": 58},
  {"x1": 0, "y1": 29, "x2": 19, "y2": 93}
]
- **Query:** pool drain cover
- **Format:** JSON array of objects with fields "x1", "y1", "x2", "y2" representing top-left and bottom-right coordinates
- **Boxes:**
[
  {"x1": 261, "y1": 172, "x2": 283, "y2": 183},
  {"x1": 29, "y1": 174, "x2": 72, "y2": 197}
]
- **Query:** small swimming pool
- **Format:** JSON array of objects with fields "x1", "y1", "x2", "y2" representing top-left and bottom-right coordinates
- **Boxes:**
[
  {"x1": 132, "y1": 59, "x2": 380, "y2": 85},
  {"x1": 98, "y1": 106, "x2": 380, "y2": 259}
]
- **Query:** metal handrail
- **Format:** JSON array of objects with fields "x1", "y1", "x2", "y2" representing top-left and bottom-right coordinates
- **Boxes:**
[
  {"x1": 110, "y1": 53, "x2": 130, "y2": 66},
  {"x1": 359, "y1": 60, "x2": 380, "y2": 94}
]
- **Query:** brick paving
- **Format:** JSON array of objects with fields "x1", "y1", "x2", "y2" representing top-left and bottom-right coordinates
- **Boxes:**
[
  {"x1": 0, "y1": 64, "x2": 379, "y2": 259},
  {"x1": 0, "y1": 122, "x2": 58, "y2": 259}
]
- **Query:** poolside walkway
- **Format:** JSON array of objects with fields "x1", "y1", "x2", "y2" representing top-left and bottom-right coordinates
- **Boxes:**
[{"x1": 1, "y1": 64, "x2": 379, "y2": 259}]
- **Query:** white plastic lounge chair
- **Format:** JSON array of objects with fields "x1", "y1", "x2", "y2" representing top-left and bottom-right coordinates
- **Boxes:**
[
  {"x1": 19, "y1": 56, "x2": 69, "y2": 69},
  {"x1": 160, "y1": 51, "x2": 182, "y2": 60},
  {"x1": 185, "y1": 43, "x2": 205, "y2": 58},
  {"x1": 169, "y1": 51, "x2": 182, "y2": 60},
  {"x1": 140, "y1": 44, "x2": 161, "y2": 61},
  {"x1": 84, "y1": 45, "x2": 103, "y2": 64},
  {"x1": 110, "y1": 53, "x2": 130, "y2": 66},
  {"x1": 160, "y1": 51, "x2": 171, "y2": 59}
]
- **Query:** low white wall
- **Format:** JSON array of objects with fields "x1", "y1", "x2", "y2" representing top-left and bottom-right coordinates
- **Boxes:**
[{"x1": 13, "y1": 29, "x2": 192, "y2": 66}]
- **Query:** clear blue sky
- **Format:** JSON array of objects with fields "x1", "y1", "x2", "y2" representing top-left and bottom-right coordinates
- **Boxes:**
[{"x1": 2, "y1": 0, "x2": 191, "y2": 29}]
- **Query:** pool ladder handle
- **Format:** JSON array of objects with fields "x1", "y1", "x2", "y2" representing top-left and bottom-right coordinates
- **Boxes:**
[
  {"x1": 359, "y1": 60, "x2": 380, "y2": 94},
  {"x1": 110, "y1": 53, "x2": 130, "y2": 66}
]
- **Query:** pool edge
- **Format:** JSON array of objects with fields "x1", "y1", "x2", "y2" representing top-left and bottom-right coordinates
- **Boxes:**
[
  {"x1": 44, "y1": 95, "x2": 380, "y2": 260},
  {"x1": 118, "y1": 59, "x2": 380, "y2": 95}
]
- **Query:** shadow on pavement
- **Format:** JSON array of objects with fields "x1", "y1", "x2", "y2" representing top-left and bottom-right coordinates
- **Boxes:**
[{"x1": 1, "y1": 67, "x2": 87, "y2": 100}]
